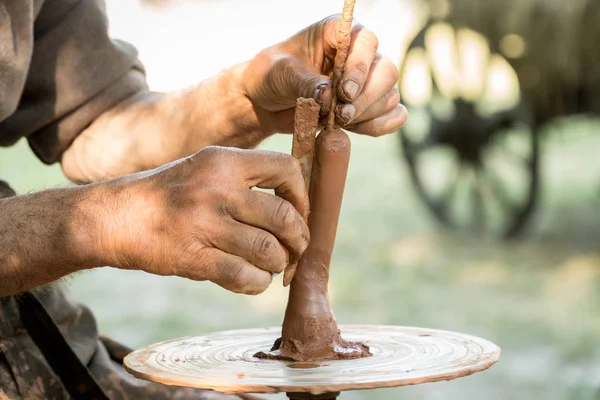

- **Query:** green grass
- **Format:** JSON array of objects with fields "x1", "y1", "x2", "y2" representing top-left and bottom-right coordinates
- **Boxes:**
[{"x1": 1, "y1": 122, "x2": 600, "y2": 399}]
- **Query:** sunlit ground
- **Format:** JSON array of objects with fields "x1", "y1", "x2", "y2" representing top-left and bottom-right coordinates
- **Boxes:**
[{"x1": 0, "y1": 1, "x2": 599, "y2": 399}]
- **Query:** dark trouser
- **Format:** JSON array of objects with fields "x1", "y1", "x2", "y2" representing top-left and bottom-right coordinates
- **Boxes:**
[{"x1": 0, "y1": 283, "x2": 249, "y2": 399}]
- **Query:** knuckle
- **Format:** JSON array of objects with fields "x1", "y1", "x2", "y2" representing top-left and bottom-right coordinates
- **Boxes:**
[
  {"x1": 376, "y1": 118, "x2": 400, "y2": 137},
  {"x1": 278, "y1": 154, "x2": 304, "y2": 180},
  {"x1": 392, "y1": 107, "x2": 408, "y2": 131},
  {"x1": 375, "y1": 119, "x2": 394, "y2": 137},
  {"x1": 289, "y1": 157, "x2": 304, "y2": 178},
  {"x1": 299, "y1": 231, "x2": 310, "y2": 253},
  {"x1": 350, "y1": 61, "x2": 370, "y2": 79},
  {"x1": 358, "y1": 120, "x2": 377, "y2": 137},
  {"x1": 252, "y1": 232, "x2": 278, "y2": 262},
  {"x1": 214, "y1": 198, "x2": 230, "y2": 217},
  {"x1": 360, "y1": 90, "x2": 372, "y2": 107},
  {"x1": 199, "y1": 145, "x2": 222, "y2": 161},
  {"x1": 382, "y1": 57, "x2": 399, "y2": 83},
  {"x1": 245, "y1": 281, "x2": 270, "y2": 296},
  {"x1": 221, "y1": 259, "x2": 245, "y2": 285},
  {"x1": 388, "y1": 87, "x2": 401, "y2": 107},
  {"x1": 200, "y1": 148, "x2": 232, "y2": 177},
  {"x1": 358, "y1": 28, "x2": 379, "y2": 52},
  {"x1": 272, "y1": 260, "x2": 286, "y2": 274},
  {"x1": 268, "y1": 55, "x2": 298, "y2": 84},
  {"x1": 272, "y1": 199, "x2": 296, "y2": 230},
  {"x1": 202, "y1": 187, "x2": 230, "y2": 216}
]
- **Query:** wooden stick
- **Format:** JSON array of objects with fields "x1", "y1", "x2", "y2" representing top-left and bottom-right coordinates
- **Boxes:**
[
  {"x1": 285, "y1": 0, "x2": 357, "y2": 287},
  {"x1": 258, "y1": 0, "x2": 370, "y2": 363},
  {"x1": 327, "y1": 0, "x2": 357, "y2": 130}
]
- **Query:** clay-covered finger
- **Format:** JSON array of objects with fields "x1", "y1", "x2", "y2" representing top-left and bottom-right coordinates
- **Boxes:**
[
  {"x1": 229, "y1": 190, "x2": 310, "y2": 261},
  {"x1": 336, "y1": 55, "x2": 399, "y2": 125},
  {"x1": 213, "y1": 218, "x2": 289, "y2": 274},
  {"x1": 338, "y1": 25, "x2": 379, "y2": 102},
  {"x1": 238, "y1": 150, "x2": 310, "y2": 221},
  {"x1": 320, "y1": 17, "x2": 374, "y2": 101},
  {"x1": 283, "y1": 262, "x2": 298, "y2": 287},
  {"x1": 202, "y1": 249, "x2": 273, "y2": 295},
  {"x1": 343, "y1": 87, "x2": 400, "y2": 124},
  {"x1": 346, "y1": 103, "x2": 408, "y2": 137}
]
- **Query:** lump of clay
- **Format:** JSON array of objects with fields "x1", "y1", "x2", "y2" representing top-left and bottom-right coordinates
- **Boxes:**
[{"x1": 255, "y1": 128, "x2": 370, "y2": 362}]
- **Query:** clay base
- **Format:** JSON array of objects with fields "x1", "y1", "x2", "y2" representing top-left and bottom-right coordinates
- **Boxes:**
[
  {"x1": 254, "y1": 333, "x2": 371, "y2": 362},
  {"x1": 287, "y1": 393, "x2": 340, "y2": 400}
]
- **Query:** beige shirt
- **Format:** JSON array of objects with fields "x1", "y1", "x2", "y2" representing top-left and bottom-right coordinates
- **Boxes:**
[{"x1": 0, "y1": 0, "x2": 147, "y2": 164}]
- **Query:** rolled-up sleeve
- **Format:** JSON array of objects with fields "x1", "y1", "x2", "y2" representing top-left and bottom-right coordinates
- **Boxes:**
[{"x1": 0, "y1": 0, "x2": 148, "y2": 164}]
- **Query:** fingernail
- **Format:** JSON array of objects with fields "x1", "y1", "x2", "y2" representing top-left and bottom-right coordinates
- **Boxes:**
[
  {"x1": 340, "y1": 104, "x2": 356, "y2": 124},
  {"x1": 400, "y1": 103, "x2": 409, "y2": 117},
  {"x1": 316, "y1": 84, "x2": 330, "y2": 114},
  {"x1": 283, "y1": 262, "x2": 297, "y2": 287},
  {"x1": 313, "y1": 84, "x2": 327, "y2": 102},
  {"x1": 343, "y1": 80, "x2": 359, "y2": 100}
]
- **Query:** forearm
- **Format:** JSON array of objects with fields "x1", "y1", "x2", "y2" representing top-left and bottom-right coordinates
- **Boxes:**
[
  {"x1": 0, "y1": 185, "x2": 106, "y2": 297},
  {"x1": 62, "y1": 63, "x2": 271, "y2": 183}
]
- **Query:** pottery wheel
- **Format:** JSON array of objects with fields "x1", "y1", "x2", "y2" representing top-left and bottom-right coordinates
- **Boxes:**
[{"x1": 124, "y1": 325, "x2": 500, "y2": 395}]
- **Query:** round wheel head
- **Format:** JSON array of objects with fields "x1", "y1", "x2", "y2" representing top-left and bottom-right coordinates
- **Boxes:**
[{"x1": 124, "y1": 325, "x2": 500, "y2": 395}]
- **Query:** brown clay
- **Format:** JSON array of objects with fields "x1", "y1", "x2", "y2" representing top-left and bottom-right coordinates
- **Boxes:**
[
  {"x1": 256, "y1": 128, "x2": 370, "y2": 362},
  {"x1": 256, "y1": 0, "x2": 367, "y2": 362},
  {"x1": 284, "y1": 98, "x2": 321, "y2": 286},
  {"x1": 291, "y1": 98, "x2": 320, "y2": 188}
]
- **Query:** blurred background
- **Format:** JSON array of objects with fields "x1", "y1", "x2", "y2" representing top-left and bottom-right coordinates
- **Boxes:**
[{"x1": 1, "y1": 0, "x2": 600, "y2": 398}]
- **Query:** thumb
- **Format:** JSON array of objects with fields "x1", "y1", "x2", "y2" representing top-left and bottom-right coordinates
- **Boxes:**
[{"x1": 247, "y1": 53, "x2": 331, "y2": 112}]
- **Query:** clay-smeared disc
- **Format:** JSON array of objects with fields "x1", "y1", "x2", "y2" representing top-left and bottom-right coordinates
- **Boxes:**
[{"x1": 124, "y1": 325, "x2": 500, "y2": 395}]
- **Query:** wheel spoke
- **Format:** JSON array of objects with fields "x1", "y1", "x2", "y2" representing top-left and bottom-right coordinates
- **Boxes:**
[
  {"x1": 430, "y1": 163, "x2": 463, "y2": 220},
  {"x1": 404, "y1": 127, "x2": 437, "y2": 158},
  {"x1": 441, "y1": 164, "x2": 462, "y2": 203},
  {"x1": 484, "y1": 167, "x2": 518, "y2": 214},
  {"x1": 409, "y1": 139, "x2": 432, "y2": 156},
  {"x1": 493, "y1": 144, "x2": 532, "y2": 167},
  {"x1": 489, "y1": 123, "x2": 534, "y2": 168},
  {"x1": 471, "y1": 168, "x2": 486, "y2": 232}
]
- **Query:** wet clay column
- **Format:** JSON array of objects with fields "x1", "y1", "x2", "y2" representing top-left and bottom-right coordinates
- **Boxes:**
[
  {"x1": 283, "y1": 98, "x2": 321, "y2": 286},
  {"x1": 257, "y1": 0, "x2": 370, "y2": 362},
  {"x1": 276, "y1": 123, "x2": 369, "y2": 361}
]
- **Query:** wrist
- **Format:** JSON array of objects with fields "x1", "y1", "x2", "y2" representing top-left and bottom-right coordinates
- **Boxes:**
[
  {"x1": 84, "y1": 171, "x2": 165, "y2": 272},
  {"x1": 68, "y1": 183, "x2": 119, "y2": 270},
  {"x1": 186, "y1": 63, "x2": 275, "y2": 149},
  {"x1": 0, "y1": 185, "x2": 111, "y2": 295}
]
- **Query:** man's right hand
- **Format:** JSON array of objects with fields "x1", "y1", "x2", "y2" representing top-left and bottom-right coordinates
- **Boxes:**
[{"x1": 99, "y1": 146, "x2": 309, "y2": 295}]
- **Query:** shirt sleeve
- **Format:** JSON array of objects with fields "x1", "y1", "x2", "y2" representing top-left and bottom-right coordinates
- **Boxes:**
[{"x1": 0, "y1": 0, "x2": 148, "y2": 164}]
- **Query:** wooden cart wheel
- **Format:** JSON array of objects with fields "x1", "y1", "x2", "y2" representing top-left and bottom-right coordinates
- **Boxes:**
[{"x1": 398, "y1": 21, "x2": 539, "y2": 238}]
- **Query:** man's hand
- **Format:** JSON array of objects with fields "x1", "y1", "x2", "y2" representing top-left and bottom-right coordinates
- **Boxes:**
[
  {"x1": 62, "y1": 15, "x2": 407, "y2": 183},
  {"x1": 241, "y1": 15, "x2": 408, "y2": 136},
  {"x1": 100, "y1": 147, "x2": 309, "y2": 295}
]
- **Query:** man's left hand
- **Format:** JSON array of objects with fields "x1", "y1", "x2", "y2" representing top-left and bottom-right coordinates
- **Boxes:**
[
  {"x1": 62, "y1": 15, "x2": 407, "y2": 183},
  {"x1": 241, "y1": 15, "x2": 408, "y2": 137}
]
